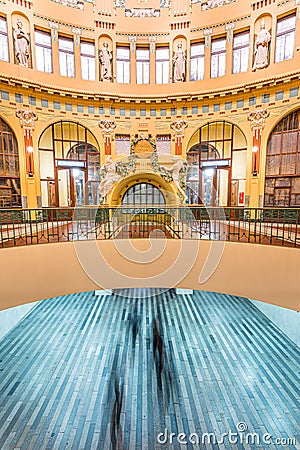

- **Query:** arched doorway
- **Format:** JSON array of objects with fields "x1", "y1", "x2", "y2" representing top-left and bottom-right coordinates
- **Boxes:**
[
  {"x1": 0, "y1": 117, "x2": 21, "y2": 208},
  {"x1": 264, "y1": 108, "x2": 300, "y2": 207},
  {"x1": 38, "y1": 121, "x2": 100, "y2": 207},
  {"x1": 119, "y1": 182, "x2": 168, "y2": 238},
  {"x1": 186, "y1": 121, "x2": 247, "y2": 206},
  {"x1": 121, "y1": 182, "x2": 166, "y2": 205}
]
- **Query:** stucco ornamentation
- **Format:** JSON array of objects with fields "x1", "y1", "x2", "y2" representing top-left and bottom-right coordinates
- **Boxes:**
[
  {"x1": 125, "y1": 8, "x2": 160, "y2": 17},
  {"x1": 99, "y1": 119, "x2": 117, "y2": 138},
  {"x1": 98, "y1": 155, "x2": 137, "y2": 203},
  {"x1": 170, "y1": 120, "x2": 188, "y2": 138},
  {"x1": 15, "y1": 109, "x2": 38, "y2": 131},
  {"x1": 50, "y1": 0, "x2": 84, "y2": 9},
  {"x1": 247, "y1": 109, "x2": 270, "y2": 134},
  {"x1": 247, "y1": 108, "x2": 270, "y2": 140}
]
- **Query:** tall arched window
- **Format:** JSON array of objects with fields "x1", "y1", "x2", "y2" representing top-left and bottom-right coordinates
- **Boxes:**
[
  {"x1": 265, "y1": 109, "x2": 300, "y2": 207},
  {"x1": 122, "y1": 183, "x2": 165, "y2": 205},
  {"x1": 39, "y1": 121, "x2": 100, "y2": 207},
  {"x1": 0, "y1": 118, "x2": 21, "y2": 208},
  {"x1": 186, "y1": 121, "x2": 247, "y2": 206}
]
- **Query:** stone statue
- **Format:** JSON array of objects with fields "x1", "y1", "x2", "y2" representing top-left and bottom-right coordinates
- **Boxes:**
[
  {"x1": 99, "y1": 156, "x2": 120, "y2": 202},
  {"x1": 173, "y1": 42, "x2": 186, "y2": 82},
  {"x1": 99, "y1": 42, "x2": 112, "y2": 82},
  {"x1": 14, "y1": 20, "x2": 30, "y2": 67},
  {"x1": 252, "y1": 20, "x2": 271, "y2": 71},
  {"x1": 161, "y1": 157, "x2": 187, "y2": 201}
]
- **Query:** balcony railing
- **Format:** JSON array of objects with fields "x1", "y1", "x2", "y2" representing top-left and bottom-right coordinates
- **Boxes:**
[{"x1": 0, "y1": 206, "x2": 299, "y2": 248}]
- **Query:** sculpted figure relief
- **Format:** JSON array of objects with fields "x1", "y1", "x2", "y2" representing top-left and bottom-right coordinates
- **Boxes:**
[
  {"x1": 99, "y1": 42, "x2": 113, "y2": 82},
  {"x1": 99, "y1": 156, "x2": 120, "y2": 202},
  {"x1": 173, "y1": 42, "x2": 186, "y2": 82},
  {"x1": 161, "y1": 157, "x2": 187, "y2": 201},
  {"x1": 252, "y1": 20, "x2": 271, "y2": 71},
  {"x1": 14, "y1": 20, "x2": 30, "y2": 67}
]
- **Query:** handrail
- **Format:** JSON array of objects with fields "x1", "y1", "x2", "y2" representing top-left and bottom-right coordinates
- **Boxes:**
[{"x1": 0, "y1": 206, "x2": 299, "y2": 248}]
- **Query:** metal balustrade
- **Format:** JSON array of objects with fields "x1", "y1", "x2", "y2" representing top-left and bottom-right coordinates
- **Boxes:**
[{"x1": 0, "y1": 206, "x2": 299, "y2": 248}]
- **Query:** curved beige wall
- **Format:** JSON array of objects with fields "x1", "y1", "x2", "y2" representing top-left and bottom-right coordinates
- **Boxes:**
[{"x1": 1, "y1": 240, "x2": 299, "y2": 311}]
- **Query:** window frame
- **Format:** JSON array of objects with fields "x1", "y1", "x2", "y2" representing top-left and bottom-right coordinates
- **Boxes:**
[
  {"x1": 190, "y1": 42, "x2": 205, "y2": 81},
  {"x1": 232, "y1": 30, "x2": 250, "y2": 74},
  {"x1": 58, "y1": 35, "x2": 75, "y2": 78},
  {"x1": 155, "y1": 46, "x2": 170, "y2": 84},
  {"x1": 136, "y1": 47, "x2": 150, "y2": 84},
  {"x1": 34, "y1": 29, "x2": 53, "y2": 73},
  {"x1": 0, "y1": 16, "x2": 9, "y2": 63},
  {"x1": 275, "y1": 14, "x2": 296, "y2": 63},
  {"x1": 210, "y1": 37, "x2": 226, "y2": 79},
  {"x1": 80, "y1": 40, "x2": 96, "y2": 81},
  {"x1": 116, "y1": 46, "x2": 130, "y2": 84}
]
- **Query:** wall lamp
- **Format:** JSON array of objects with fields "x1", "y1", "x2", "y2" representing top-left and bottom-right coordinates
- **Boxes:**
[
  {"x1": 27, "y1": 146, "x2": 34, "y2": 177},
  {"x1": 252, "y1": 145, "x2": 259, "y2": 176}
]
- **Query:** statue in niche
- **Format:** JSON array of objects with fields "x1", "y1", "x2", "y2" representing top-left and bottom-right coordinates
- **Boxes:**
[
  {"x1": 99, "y1": 156, "x2": 120, "y2": 202},
  {"x1": 173, "y1": 42, "x2": 186, "y2": 82},
  {"x1": 252, "y1": 19, "x2": 271, "y2": 71},
  {"x1": 99, "y1": 42, "x2": 113, "y2": 82},
  {"x1": 14, "y1": 19, "x2": 30, "y2": 67}
]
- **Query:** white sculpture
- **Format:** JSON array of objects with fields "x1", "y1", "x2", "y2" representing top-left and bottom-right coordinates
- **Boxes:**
[
  {"x1": 161, "y1": 157, "x2": 187, "y2": 201},
  {"x1": 99, "y1": 42, "x2": 113, "y2": 82},
  {"x1": 173, "y1": 42, "x2": 186, "y2": 82},
  {"x1": 14, "y1": 20, "x2": 30, "y2": 67},
  {"x1": 252, "y1": 19, "x2": 271, "y2": 71},
  {"x1": 99, "y1": 156, "x2": 120, "y2": 202}
]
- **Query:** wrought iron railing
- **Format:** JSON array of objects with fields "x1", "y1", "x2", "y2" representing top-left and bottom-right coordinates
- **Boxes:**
[{"x1": 0, "y1": 206, "x2": 299, "y2": 248}]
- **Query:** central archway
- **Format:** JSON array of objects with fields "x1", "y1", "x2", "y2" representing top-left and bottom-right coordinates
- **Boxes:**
[{"x1": 121, "y1": 182, "x2": 166, "y2": 205}]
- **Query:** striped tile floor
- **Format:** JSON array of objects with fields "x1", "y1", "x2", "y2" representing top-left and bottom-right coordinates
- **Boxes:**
[{"x1": 0, "y1": 289, "x2": 299, "y2": 450}]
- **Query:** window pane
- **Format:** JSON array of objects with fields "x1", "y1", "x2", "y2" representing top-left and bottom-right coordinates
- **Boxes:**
[
  {"x1": 275, "y1": 15, "x2": 296, "y2": 63},
  {"x1": 59, "y1": 38, "x2": 73, "y2": 51},
  {"x1": 80, "y1": 42, "x2": 94, "y2": 56},
  {"x1": 35, "y1": 31, "x2": 51, "y2": 46}
]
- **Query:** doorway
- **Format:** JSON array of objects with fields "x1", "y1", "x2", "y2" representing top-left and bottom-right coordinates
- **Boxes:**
[{"x1": 57, "y1": 168, "x2": 85, "y2": 207}]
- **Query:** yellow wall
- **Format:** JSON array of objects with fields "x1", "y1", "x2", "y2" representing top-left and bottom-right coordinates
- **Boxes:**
[{"x1": 0, "y1": 0, "x2": 300, "y2": 208}]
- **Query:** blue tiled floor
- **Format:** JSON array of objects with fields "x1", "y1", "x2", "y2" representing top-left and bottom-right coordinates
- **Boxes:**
[{"x1": 0, "y1": 289, "x2": 299, "y2": 450}]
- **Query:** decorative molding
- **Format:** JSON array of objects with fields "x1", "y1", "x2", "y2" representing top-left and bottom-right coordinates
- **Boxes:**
[
  {"x1": 15, "y1": 109, "x2": 38, "y2": 133},
  {"x1": 247, "y1": 108, "x2": 270, "y2": 137},
  {"x1": 99, "y1": 119, "x2": 116, "y2": 138},
  {"x1": 170, "y1": 120, "x2": 188, "y2": 138},
  {"x1": 225, "y1": 22, "x2": 235, "y2": 43},
  {"x1": 125, "y1": 8, "x2": 160, "y2": 17},
  {"x1": 191, "y1": 0, "x2": 238, "y2": 9},
  {"x1": 191, "y1": 15, "x2": 250, "y2": 33},
  {"x1": 203, "y1": 28, "x2": 213, "y2": 47},
  {"x1": 50, "y1": 0, "x2": 85, "y2": 9}
]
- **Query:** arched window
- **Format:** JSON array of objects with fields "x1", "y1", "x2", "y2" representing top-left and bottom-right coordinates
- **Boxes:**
[
  {"x1": 122, "y1": 183, "x2": 165, "y2": 205},
  {"x1": 38, "y1": 121, "x2": 100, "y2": 207},
  {"x1": 265, "y1": 109, "x2": 300, "y2": 207},
  {"x1": 0, "y1": 118, "x2": 21, "y2": 208},
  {"x1": 186, "y1": 121, "x2": 247, "y2": 206}
]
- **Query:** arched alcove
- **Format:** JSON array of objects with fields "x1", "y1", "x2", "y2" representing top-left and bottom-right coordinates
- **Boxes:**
[
  {"x1": 186, "y1": 121, "x2": 247, "y2": 206},
  {"x1": 38, "y1": 121, "x2": 100, "y2": 207}
]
